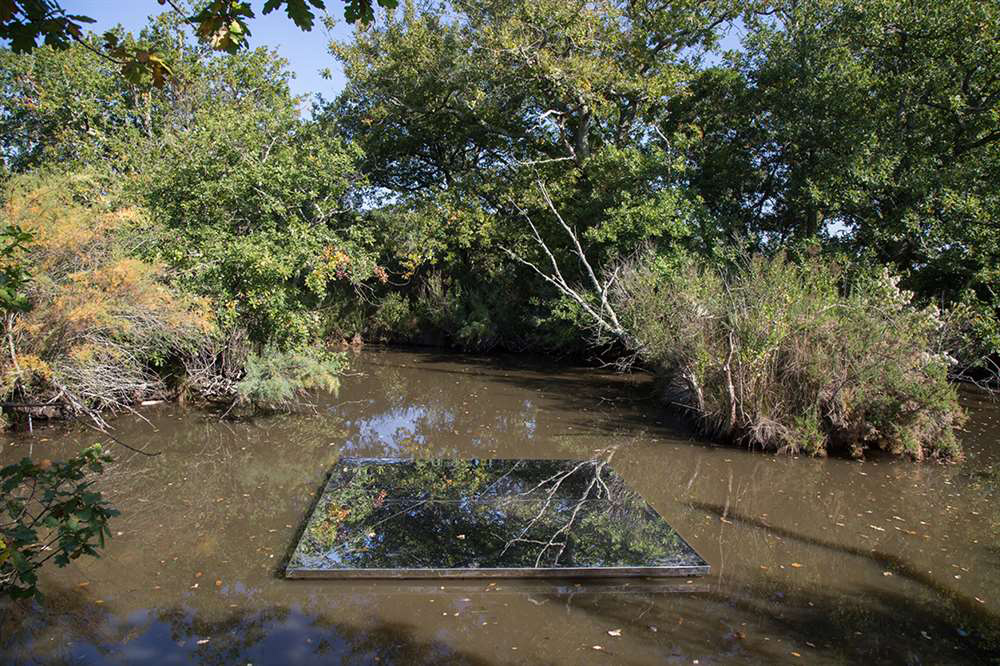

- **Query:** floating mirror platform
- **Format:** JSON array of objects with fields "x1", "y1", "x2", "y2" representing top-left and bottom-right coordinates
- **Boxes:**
[{"x1": 286, "y1": 458, "x2": 710, "y2": 579}]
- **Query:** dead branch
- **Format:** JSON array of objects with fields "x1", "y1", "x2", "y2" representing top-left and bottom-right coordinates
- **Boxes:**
[{"x1": 500, "y1": 180, "x2": 632, "y2": 347}]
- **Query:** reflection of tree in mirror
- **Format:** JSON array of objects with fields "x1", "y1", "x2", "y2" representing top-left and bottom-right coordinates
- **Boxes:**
[{"x1": 289, "y1": 456, "x2": 704, "y2": 573}]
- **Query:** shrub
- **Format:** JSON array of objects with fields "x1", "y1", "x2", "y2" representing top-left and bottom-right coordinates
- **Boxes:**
[
  {"x1": 0, "y1": 175, "x2": 214, "y2": 424},
  {"x1": 613, "y1": 252, "x2": 965, "y2": 459},
  {"x1": 1, "y1": 444, "x2": 117, "y2": 599},
  {"x1": 415, "y1": 274, "x2": 504, "y2": 351},
  {"x1": 234, "y1": 346, "x2": 345, "y2": 412},
  {"x1": 368, "y1": 291, "x2": 416, "y2": 342}
]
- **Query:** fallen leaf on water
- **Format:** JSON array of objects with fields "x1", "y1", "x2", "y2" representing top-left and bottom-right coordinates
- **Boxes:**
[
  {"x1": 608, "y1": 629, "x2": 622, "y2": 637},
  {"x1": 790, "y1": 563, "x2": 802, "y2": 568},
  {"x1": 791, "y1": 652, "x2": 801, "y2": 657}
]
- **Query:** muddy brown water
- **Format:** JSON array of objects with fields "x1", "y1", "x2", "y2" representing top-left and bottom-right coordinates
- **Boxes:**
[{"x1": 1, "y1": 349, "x2": 999, "y2": 664}]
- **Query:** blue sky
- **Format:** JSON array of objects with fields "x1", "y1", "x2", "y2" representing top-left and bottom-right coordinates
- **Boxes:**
[{"x1": 71, "y1": 1, "x2": 354, "y2": 102}]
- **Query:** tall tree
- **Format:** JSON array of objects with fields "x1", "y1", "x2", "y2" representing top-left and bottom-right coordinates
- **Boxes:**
[{"x1": 667, "y1": 0, "x2": 1000, "y2": 351}]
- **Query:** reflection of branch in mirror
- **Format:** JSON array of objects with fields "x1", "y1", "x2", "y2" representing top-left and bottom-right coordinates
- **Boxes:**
[
  {"x1": 287, "y1": 455, "x2": 708, "y2": 576},
  {"x1": 501, "y1": 447, "x2": 617, "y2": 566}
]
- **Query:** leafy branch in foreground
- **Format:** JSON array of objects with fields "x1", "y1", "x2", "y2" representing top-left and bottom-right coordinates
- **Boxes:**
[
  {"x1": 1, "y1": 444, "x2": 117, "y2": 599},
  {"x1": 1, "y1": 0, "x2": 400, "y2": 87}
]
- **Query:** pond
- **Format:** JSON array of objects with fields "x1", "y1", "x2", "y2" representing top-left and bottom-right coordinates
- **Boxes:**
[{"x1": 1, "y1": 349, "x2": 999, "y2": 664}]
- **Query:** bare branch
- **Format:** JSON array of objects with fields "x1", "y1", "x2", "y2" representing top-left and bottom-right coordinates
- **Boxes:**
[{"x1": 501, "y1": 182, "x2": 631, "y2": 346}]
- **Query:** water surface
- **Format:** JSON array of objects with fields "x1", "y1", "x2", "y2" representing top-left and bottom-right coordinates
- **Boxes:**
[{"x1": 2, "y1": 349, "x2": 999, "y2": 664}]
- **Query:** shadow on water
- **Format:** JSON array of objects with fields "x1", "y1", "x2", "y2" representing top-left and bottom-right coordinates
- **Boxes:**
[
  {"x1": 532, "y1": 571, "x2": 997, "y2": 664},
  {"x1": 1, "y1": 584, "x2": 499, "y2": 665},
  {"x1": 690, "y1": 501, "x2": 1000, "y2": 637}
]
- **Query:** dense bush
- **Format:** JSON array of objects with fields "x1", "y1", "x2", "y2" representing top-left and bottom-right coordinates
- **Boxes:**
[
  {"x1": 613, "y1": 252, "x2": 965, "y2": 459},
  {"x1": 234, "y1": 346, "x2": 345, "y2": 412},
  {"x1": 135, "y1": 52, "x2": 375, "y2": 348},
  {"x1": 0, "y1": 175, "x2": 349, "y2": 423},
  {"x1": 0, "y1": 175, "x2": 214, "y2": 424}
]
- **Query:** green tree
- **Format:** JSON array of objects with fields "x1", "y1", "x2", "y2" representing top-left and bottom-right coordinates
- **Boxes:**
[
  {"x1": 3, "y1": 10, "x2": 376, "y2": 347},
  {"x1": 138, "y1": 56, "x2": 371, "y2": 345},
  {"x1": 668, "y1": 0, "x2": 1000, "y2": 360},
  {"x1": 325, "y1": 0, "x2": 743, "y2": 348}
]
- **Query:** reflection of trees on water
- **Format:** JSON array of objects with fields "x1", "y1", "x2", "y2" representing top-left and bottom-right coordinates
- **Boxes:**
[
  {"x1": 330, "y1": 358, "x2": 550, "y2": 457},
  {"x1": 5, "y1": 351, "x2": 999, "y2": 663},
  {"x1": 2, "y1": 586, "x2": 494, "y2": 665}
]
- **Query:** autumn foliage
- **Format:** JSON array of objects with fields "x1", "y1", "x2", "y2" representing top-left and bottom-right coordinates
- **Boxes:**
[{"x1": 0, "y1": 175, "x2": 214, "y2": 424}]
